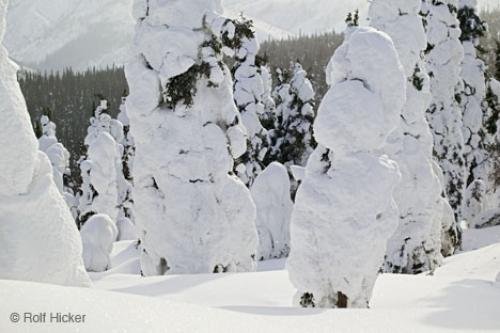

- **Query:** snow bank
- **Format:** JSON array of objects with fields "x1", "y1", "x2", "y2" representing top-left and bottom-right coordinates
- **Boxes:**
[
  {"x1": 81, "y1": 214, "x2": 118, "y2": 272},
  {"x1": 0, "y1": 0, "x2": 89, "y2": 287},
  {"x1": 287, "y1": 27, "x2": 404, "y2": 308},
  {"x1": 251, "y1": 162, "x2": 293, "y2": 260}
]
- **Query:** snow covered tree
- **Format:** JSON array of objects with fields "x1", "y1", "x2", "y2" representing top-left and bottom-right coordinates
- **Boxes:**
[
  {"x1": 36, "y1": 113, "x2": 80, "y2": 218},
  {"x1": 126, "y1": 0, "x2": 258, "y2": 275},
  {"x1": 0, "y1": 0, "x2": 89, "y2": 286},
  {"x1": 423, "y1": 0, "x2": 467, "y2": 221},
  {"x1": 231, "y1": 17, "x2": 270, "y2": 186},
  {"x1": 116, "y1": 97, "x2": 137, "y2": 240},
  {"x1": 251, "y1": 162, "x2": 293, "y2": 260},
  {"x1": 258, "y1": 63, "x2": 276, "y2": 131},
  {"x1": 270, "y1": 64, "x2": 316, "y2": 168},
  {"x1": 288, "y1": 27, "x2": 405, "y2": 308},
  {"x1": 81, "y1": 214, "x2": 118, "y2": 272},
  {"x1": 457, "y1": 1, "x2": 490, "y2": 223},
  {"x1": 370, "y1": 0, "x2": 458, "y2": 271},
  {"x1": 78, "y1": 100, "x2": 122, "y2": 226}
]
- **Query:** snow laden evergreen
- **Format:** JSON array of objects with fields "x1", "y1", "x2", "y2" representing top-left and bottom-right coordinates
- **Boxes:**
[
  {"x1": 81, "y1": 214, "x2": 118, "y2": 272},
  {"x1": 287, "y1": 27, "x2": 404, "y2": 308},
  {"x1": 251, "y1": 162, "x2": 293, "y2": 260},
  {"x1": 270, "y1": 64, "x2": 316, "y2": 168},
  {"x1": 457, "y1": 0, "x2": 493, "y2": 226},
  {"x1": 423, "y1": 0, "x2": 467, "y2": 221},
  {"x1": 0, "y1": 0, "x2": 89, "y2": 287},
  {"x1": 116, "y1": 97, "x2": 137, "y2": 240},
  {"x1": 258, "y1": 63, "x2": 276, "y2": 131},
  {"x1": 126, "y1": 0, "x2": 258, "y2": 275},
  {"x1": 37, "y1": 113, "x2": 79, "y2": 218},
  {"x1": 371, "y1": 0, "x2": 458, "y2": 272},
  {"x1": 78, "y1": 100, "x2": 123, "y2": 227},
  {"x1": 231, "y1": 17, "x2": 271, "y2": 186}
]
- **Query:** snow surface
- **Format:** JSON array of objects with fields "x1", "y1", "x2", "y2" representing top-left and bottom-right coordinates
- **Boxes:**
[{"x1": 2, "y1": 233, "x2": 499, "y2": 332}]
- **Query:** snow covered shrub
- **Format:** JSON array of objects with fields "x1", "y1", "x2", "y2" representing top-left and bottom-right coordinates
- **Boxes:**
[
  {"x1": 126, "y1": 0, "x2": 258, "y2": 275},
  {"x1": 251, "y1": 162, "x2": 293, "y2": 260},
  {"x1": 231, "y1": 16, "x2": 271, "y2": 186},
  {"x1": 81, "y1": 214, "x2": 118, "y2": 272},
  {"x1": 287, "y1": 27, "x2": 405, "y2": 308},
  {"x1": 78, "y1": 100, "x2": 122, "y2": 226},
  {"x1": 0, "y1": 0, "x2": 89, "y2": 286},
  {"x1": 370, "y1": 0, "x2": 457, "y2": 270}
]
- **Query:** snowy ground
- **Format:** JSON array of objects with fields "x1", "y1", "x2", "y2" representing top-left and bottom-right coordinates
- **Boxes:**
[{"x1": 1, "y1": 228, "x2": 500, "y2": 332}]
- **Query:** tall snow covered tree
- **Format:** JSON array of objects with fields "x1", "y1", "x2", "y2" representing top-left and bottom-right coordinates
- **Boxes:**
[
  {"x1": 78, "y1": 100, "x2": 123, "y2": 227},
  {"x1": 231, "y1": 17, "x2": 270, "y2": 186},
  {"x1": 258, "y1": 63, "x2": 276, "y2": 131},
  {"x1": 0, "y1": 0, "x2": 89, "y2": 287},
  {"x1": 116, "y1": 97, "x2": 137, "y2": 240},
  {"x1": 126, "y1": 0, "x2": 258, "y2": 275},
  {"x1": 288, "y1": 27, "x2": 405, "y2": 308},
  {"x1": 423, "y1": 0, "x2": 467, "y2": 221},
  {"x1": 370, "y1": 0, "x2": 458, "y2": 271},
  {"x1": 457, "y1": 0, "x2": 492, "y2": 225}
]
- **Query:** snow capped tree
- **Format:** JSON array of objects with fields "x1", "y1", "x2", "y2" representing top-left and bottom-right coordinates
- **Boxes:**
[
  {"x1": 81, "y1": 214, "x2": 118, "y2": 272},
  {"x1": 0, "y1": 0, "x2": 89, "y2": 286},
  {"x1": 270, "y1": 64, "x2": 316, "y2": 168},
  {"x1": 288, "y1": 27, "x2": 404, "y2": 308},
  {"x1": 78, "y1": 100, "x2": 122, "y2": 226},
  {"x1": 457, "y1": 0, "x2": 489, "y2": 218},
  {"x1": 258, "y1": 63, "x2": 276, "y2": 131},
  {"x1": 116, "y1": 97, "x2": 137, "y2": 240},
  {"x1": 36, "y1": 113, "x2": 80, "y2": 219},
  {"x1": 370, "y1": 0, "x2": 457, "y2": 271},
  {"x1": 231, "y1": 17, "x2": 270, "y2": 186},
  {"x1": 251, "y1": 162, "x2": 293, "y2": 260},
  {"x1": 126, "y1": 0, "x2": 258, "y2": 275}
]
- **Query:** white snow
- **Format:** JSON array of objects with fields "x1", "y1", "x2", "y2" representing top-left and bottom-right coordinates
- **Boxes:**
[
  {"x1": 287, "y1": 27, "x2": 404, "y2": 308},
  {"x1": 251, "y1": 162, "x2": 293, "y2": 260},
  {"x1": 126, "y1": 0, "x2": 258, "y2": 275},
  {"x1": 81, "y1": 214, "x2": 118, "y2": 273}
]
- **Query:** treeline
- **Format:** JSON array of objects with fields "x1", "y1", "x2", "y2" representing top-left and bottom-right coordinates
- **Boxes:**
[{"x1": 19, "y1": 67, "x2": 128, "y2": 180}]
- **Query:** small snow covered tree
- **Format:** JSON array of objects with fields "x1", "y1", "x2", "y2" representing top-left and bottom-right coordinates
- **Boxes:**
[
  {"x1": 81, "y1": 214, "x2": 118, "y2": 272},
  {"x1": 271, "y1": 64, "x2": 316, "y2": 167},
  {"x1": 251, "y1": 162, "x2": 293, "y2": 260},
  {"x1": 231, "y1": 17, "x2": 270, "y2": 186},
  {"x1": 37, "y1": 113, "x2": 79, "y2": 218},
  {"x1": 258, "y1": 62, "x2": 276, "y2": 131},
  {"x1": 371, "y1": 0, "x2": 458, "y2": 270},
  {"x1": 288, "y1": 27, "x2": 405, "y2": 308},
  {"x1": 0, "y1": 0, "x2": 89, "y2": 286},
  {"x1": 126, "y1": 0, "x2": 258, "y2": 275},
  {"x1": 78, "y1": 100, "x2": 122, "y2": 226}
]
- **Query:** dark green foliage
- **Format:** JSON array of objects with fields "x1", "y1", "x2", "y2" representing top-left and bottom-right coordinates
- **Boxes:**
[
  {"x1": 222, "y1": 16, "x2": 254, "y2": 51},
  {"x1": 412, "y1": 64, "x2": 425, "y2": 91},
  {"x1": 18, "y1": 66, "x2": 128, "y2": 186},
  {"x1": 299, "y1": 293, "x2": 316, "y2": 308},
  {"x1": 345, "y1": 9, "x2": 359, "y2": 28},
  {"x1": 163, "y1": 62, "x2": 211, "y2": 109},
  {"x1": 458, "y1": 6, "x2": 487, "y2": 43},
  {"x1": 485, "y1": 84, "x2": 500, "y2": 136}
]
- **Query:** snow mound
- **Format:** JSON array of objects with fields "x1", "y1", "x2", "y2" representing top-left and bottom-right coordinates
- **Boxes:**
[
  {"x1": 81, "y1": 214, "x2": 118, "y2": 272},
  {"x1": 251, "y1": 162, "x2": 293, "y2": 260}
]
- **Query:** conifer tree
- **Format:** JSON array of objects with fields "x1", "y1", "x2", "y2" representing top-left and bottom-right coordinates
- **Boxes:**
[
  {"x1": 371, "y1": 0, "x2": 457, "y2": 271},
  {"x1": 126, "y1": 0, "x2": 258, "y2": 275},
  {"x1": 231, "y1": 16, "x2": 271, "y2": 186}
]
